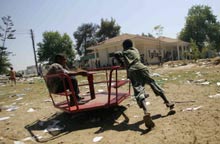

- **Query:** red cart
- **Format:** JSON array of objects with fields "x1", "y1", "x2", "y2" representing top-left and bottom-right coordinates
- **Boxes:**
[{"x1": 44, "y1": 66, "x2": 131, "y2": 113}]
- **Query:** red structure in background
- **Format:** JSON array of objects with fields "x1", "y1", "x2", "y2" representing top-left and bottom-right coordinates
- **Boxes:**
[{"x1": 44, "y1": 66, "x2": 131, "y2": 113}]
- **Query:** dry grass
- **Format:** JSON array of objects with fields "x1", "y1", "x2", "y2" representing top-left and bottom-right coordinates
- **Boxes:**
[{"x1": 0, "y1": 59, "x2": 220, "y2": 144}]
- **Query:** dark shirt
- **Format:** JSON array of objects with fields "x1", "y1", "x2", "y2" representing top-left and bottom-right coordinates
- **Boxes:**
[
  {"x1": 115, "y1": 47, "x2": 147, "y2": 71},
  {"x1": 46, "y1": 63, "x2": 69, "y2": 93}
]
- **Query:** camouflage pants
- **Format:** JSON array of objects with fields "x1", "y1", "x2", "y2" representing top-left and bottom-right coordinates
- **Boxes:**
[
  {"x1": 66, "y1": 76, "x2": 80, "y2": 97},
  {"x1": 128, "y1": 67, "x2": 164, "y2": 107},
  {"x1": 56, "y1": 76, "x2": 80, "y2": 96}
]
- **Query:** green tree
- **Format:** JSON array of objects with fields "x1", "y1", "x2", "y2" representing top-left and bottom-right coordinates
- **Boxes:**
[
  {"x1": 0, "y1": 16, "x2": 16, "y2": 74},
  {"x1": 141, "y1": 33, "x2": 154, "y2": 38},
  {"x1": 154, "y1": 25, "x2": 164, "y2": 38},
  {"x1": 37, "y1": 31, "x2": 75, "y2": 66},
  {"x1": 179, "y1": 5, "x2": 220, "y2": 52},
  {"x1": 0, "y1": 16, "x2": 16, "y2": 47},
  {"x1": 201, "y1": 41, "x2": 217, "y2": 58},
  {"x1": 0, "y1": 46, "x2": 11, "y2": 74},
  {"x1": 190, "y1": 39, "x2": 200, "y2": 61},
  {"x1": 96, "y1": 18, "x2": 121, "y2": 42},
  {"x1": 73, "y1": 23, "x2": 98, "y2": 56}
]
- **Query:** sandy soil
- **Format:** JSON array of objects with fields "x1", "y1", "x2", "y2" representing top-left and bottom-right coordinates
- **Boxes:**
[{"x1": 0, "y1": 60, "x2": 220, "y2": 144}]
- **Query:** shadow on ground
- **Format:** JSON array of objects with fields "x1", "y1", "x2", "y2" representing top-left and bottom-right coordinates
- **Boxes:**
[{"x1": 25, "y1": 106, "x2": 176, "y2": 143}]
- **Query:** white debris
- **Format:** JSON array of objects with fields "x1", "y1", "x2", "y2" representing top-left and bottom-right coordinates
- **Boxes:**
[
  {"x1": 200, "y1": 81, "x2": 210, "y2": 85},
  {"x1": 27, "y1": 108, "x2": 36, "y2": 112},
  {"x1": 93, "y1": 136, "x2": 103, "y2": 142},
  {"x1": 97, "y1": 89, "x2": 104, "y2": 92},
  {"x1": 6, "y1": 106, "x2": 19, "y2": 112},
  {"x1": 16, "y1": 94, "x2": 26, "y2": 97},
  {"x1": 44, "y1": 120, "x2": 64, "y2": 133},
  {"x1": 217, "y1": 82, "x2": 220, "y2": 86},
  {"x1": 151, "y1": 73, "x2": 160, "y2": 77},
  {"x1": 0, "y1": 116, "x2": 10, "y2": 121},
  {"x1": 192, "y1": 79, "x2": 210, "y2": 85},
  {"x1": 182, "y1": 106, "x2": 202, "y2": 111},
  {"x1": 195, "y1": 72, "x2": 202, "y2": 77},
  {"x1": 194, "y1": 79, "x2": 206, "y2": 83},
  {"x1": 47, "y1": 126, "x2": 65, "y2": 132},
  {"x1": 21, "y1": 137, "x2": 33, "y2": 141},
  {"x1": 208, "y1": 94, "x2": 220, "y2": 98},
  {"x1": 43, "y1": 129, "x2": 49, "y2": 133},
  {"x1": 15, "y1": 97, "x2": 23, "y2": 101},
  {"x1": 44, "y1": 99, "x2": 52, "y2": 102},
  {"x1": 146, "y1": 101, "x2": 150, "y2": 105},
  {"x1": 14, "y1": 141, "x2": 25, "y2": 144}
]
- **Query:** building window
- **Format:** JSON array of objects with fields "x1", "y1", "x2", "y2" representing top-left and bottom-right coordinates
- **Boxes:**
[
  {"x1": 140, "y1": 54, "x2": 144, "y2": 63},
  {"x1": 108, "y1": 53, "x2": 114, "y2": 57},
  {"x1": 96, "y1": 52, "x2": 99, "y2": 58},
  {"x1": 148, "y1": 50, "x2": 160, "y2": 58}
]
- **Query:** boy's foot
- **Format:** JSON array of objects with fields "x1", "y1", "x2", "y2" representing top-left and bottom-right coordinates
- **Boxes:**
[
  {"x1": 69, "y1": 100, "x2": 86, "y2": 106},
  {"x1": 165, "y1": 102, "x2": 175, "y2": 110},
  {"x1": 77, "y1": 100, "x2": 86, "y2": 105},
  {"x1": 69, "y1": 101, "x2": 75, "y2": 106},
  {"x1": 144, "y1": 94, "x2": 149, "y2": 98},
  {"x1": 77, "y1": 96, "x2": 84, "y2": 100},
  {"x1": 143, "y1": 113, "x2": 155, "y2": 129}
]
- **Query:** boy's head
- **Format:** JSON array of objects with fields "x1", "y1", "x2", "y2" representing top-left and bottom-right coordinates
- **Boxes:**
[
  {"x1": 122, "y1": 39, "x2": 133, "y2": 50},
  {"x1": 54, "y1": 54, "x2": 66, "y2": 66}
]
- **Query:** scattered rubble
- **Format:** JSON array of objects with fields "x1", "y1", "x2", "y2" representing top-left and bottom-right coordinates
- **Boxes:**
[
  {"x1": 97, "y1": 89, "x2": 104, "y2": 92},
  {"x1": 0, "y1": 116, "x2": 10, "y2": 121},
  {"x1": 182, "y1": 106, "x2": 202, "y2": 111},
  {"x1": 187, "y1": 79, "x2": 210, "y2": 85},
  {"x1": 151, "y1": 73, "x2": 160, "y2": 77},
  {"x1": 208, "y1": 94, "x2": 220, "y2": 98},
  {"x1": 93, "y1": 136, "x2": 103, "y2": 142},
  {"x1": 27, "y1": 108, "x2": 36, "y2": 112},
  {"x1": 6, "y1": 106, "x2": 19, "y2": 112}
]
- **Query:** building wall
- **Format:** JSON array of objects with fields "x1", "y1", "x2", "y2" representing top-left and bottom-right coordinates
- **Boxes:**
[
  {"x1": 25, "y1": 65, "x2": 37, "y2": 75},
  {"x1": 88, "y1": 37, "x2": 189, "y2": 68},
  {"x1": 134, "y1": 38, "x2": 162, "y2": 64}
]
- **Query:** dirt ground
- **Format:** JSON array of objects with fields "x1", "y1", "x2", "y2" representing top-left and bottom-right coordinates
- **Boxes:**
[{"x1": 0, "y1": 59, "x2": 220, "y2": 144}]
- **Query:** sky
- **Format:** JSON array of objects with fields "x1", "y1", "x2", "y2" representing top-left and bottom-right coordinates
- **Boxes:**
[{"x1": 0, "y1": 0, "x2": 220, "y2": 71}]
